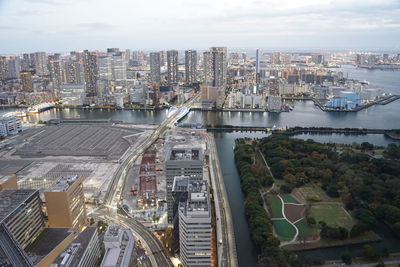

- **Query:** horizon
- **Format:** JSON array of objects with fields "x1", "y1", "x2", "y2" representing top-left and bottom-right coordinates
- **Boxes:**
[{"x1": 0, "y1": 0, "x2": 399, "y2": 54}]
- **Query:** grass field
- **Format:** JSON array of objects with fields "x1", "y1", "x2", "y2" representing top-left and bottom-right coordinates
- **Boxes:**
[
  {"x1": 294, "y1": 218, "x2": 314, "y2": 238},
  {"x1": 310, "y1": 203, "x2": 354, "y2": 229},
  {"x1": 292, "y1": 185, "x2": 335, "y2": 203},
  {"x1": 267, "y1": 195, "x2": 283, "y2": 218},
  {"x1": 273, "y1": 219, "x2": 296, "y2": 240},
  {"x1": 281, "y1": 194, "x2": 299, "y2": 204}
]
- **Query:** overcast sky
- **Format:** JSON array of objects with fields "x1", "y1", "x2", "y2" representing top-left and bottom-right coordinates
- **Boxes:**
[{"x1": 0, "y1": 0, "x2": 399, "y2": 53}]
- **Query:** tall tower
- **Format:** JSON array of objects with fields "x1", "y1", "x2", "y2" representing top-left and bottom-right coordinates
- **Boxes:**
[
  {"x1": 44, "y1": 175, "x2": 87, "y2": 231},
  {"x1": 20, "y1": 71, "x2": 33, "y2": 91},
  {"x1": 33, "y1": 52, "x2": 49, "y2": 76},
  {"x1": 185, "y1": 50, "x2": 197, "y2": 83},
  {"x1": 203, "y1": 47, "x2": 227, "y2": 87},
  {"x1": 149, "y1": 52, "x2": 161, "y2": 83},
  {"x1": 255, "y1": 49, "x2": 261, "y2": 93},
  {"x1": 48, "y1": 60, "x2": 63, "y2": 96},
  {"x1": 83, "y1": 50, "x2": 98, "y2": 99},
  {"x1": 167, "y1": 50, "x2": 179, "y2": 84},
  {"x1": 178, "y1": 180, "x2": 211, "y2": 267}
]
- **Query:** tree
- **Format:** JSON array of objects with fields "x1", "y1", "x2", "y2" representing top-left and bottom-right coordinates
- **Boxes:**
[
  {"x1": 89, "y1": 217, "x2": 95, "y2": 225},
  {"x1": 341, "y1": 251, "x2": 352, "y2": 265},
  {"x1": 363, "y1": 245, "x2": 380, "y2": 261}
]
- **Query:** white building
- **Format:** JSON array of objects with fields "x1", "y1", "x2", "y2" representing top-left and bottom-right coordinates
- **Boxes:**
[
  {"x1": 0, "y1": 116, "x2": 22, "y2": 137},
  {"x1": 100, "y1": 225, "x2": 135, "y2": 267},
  {"x1": 178, "y1": 180, "x2": 211, "y2": 267},
  {"x1": 267, "y1": 95, "x2": 282, "y2": 112},
  {"x1": 60, "y1": 84, "x2": 86, "y2": 106}
]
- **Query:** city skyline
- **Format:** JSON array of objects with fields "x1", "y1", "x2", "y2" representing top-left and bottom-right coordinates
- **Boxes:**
[{"x1": 0, "y1": 0, "x2": 400, "y2": 53}]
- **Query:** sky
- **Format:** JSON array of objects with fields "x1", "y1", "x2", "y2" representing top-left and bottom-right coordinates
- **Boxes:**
[{"x1": 0, "y1": 0, "x2": 400, "y2": 53}]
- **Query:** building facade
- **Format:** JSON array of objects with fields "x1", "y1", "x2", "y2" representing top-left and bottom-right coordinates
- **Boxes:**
[{"x1": 44, "y1": 175, "x2": 87, "y2": 231}]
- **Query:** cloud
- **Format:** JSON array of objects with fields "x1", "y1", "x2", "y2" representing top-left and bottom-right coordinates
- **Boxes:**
[{"x1": 76, "y1": 23, "x2": 116, "y2": 31}]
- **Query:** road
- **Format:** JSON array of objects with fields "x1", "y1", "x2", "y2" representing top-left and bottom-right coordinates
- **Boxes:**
[{"x1": 96, "y1": 95, "x2": 201, "y2": 267}]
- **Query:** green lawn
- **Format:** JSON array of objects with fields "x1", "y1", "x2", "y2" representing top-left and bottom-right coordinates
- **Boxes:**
[
  {"x1": 281, "y1": 194, "x2": 299, "y2": 204},
  {"x1": 294, "y1": 218, "x2": 313, "y2": 238},
  {"x1": 267, "y1": 195, "x2": 283, "y2": 218},
  {"x1": 310, "y1": 203, "x2": 354, "y2": 229},
  {"x1": 273, "y1": 219, "x2": 296, "y2": 240}
]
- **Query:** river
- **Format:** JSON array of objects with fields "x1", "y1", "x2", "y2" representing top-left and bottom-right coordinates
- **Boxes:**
[{"x1": 1, "y1": 65, "x2": 399, "y2": 266}]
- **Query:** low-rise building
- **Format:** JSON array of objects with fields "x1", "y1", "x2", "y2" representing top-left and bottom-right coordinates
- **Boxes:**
[{"x1": 0, "y1": 116, "x2": 22, "y2": 137}]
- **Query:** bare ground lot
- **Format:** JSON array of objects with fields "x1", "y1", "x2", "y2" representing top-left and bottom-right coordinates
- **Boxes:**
[{"x1": 13, "y1": 125, "x2": 141, "y2": 159}]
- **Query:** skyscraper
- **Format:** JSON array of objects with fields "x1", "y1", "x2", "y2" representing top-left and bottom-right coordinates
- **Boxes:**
[
  {"x1": 178, "y1": 180, "x2": 211, "y2": 266},
  {"x1": 97, "y1": 55, "x2": 113, "y2": 81},
  {"x1": 165, "y1": 147, "x2": 203, "y2": 223},
  {"x1": 0, "y1": 189, "x2": 45, "y2": 249},
  {"x1": 44, "y1": 175, "x2": 87, "y2": 231},
  {"x1": 203, "y1": 47, "x2": 227, "y2": 87},
  {"x1": 149, "y1": 52, "x2": 161, "y2": 83},
  {"x1": 33, "y1": 52, "x2": 49, "y2": 76},
  {"x1": 83, "y1": 50, "x2": 98, "y2": 98},
  {"x1": 167, "y1": 50, "x2": 179, "y2": 84},
  {"x1": 0, "y1": 57, "x2": 6, "y2": 82},
  {"x1": 6, "y1": 57, "x2": 21, "y2": 79},
  {"x1": 111, "y1": 52, "x2": 127, "y2": 80},
  {"x1": 185, "y1": 50, "x2": 197, "y2": 83},
  {"x1": 20, "y1": 71, "x2": 33, "y2": 91},
  {"x1": 48, "y1": 60, "x2": 63, "y2": 95}
]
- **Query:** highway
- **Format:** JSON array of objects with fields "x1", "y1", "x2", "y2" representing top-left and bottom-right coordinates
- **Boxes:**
[{"x1": 95, "y1": 94, "x2": 201, "y2": 267}]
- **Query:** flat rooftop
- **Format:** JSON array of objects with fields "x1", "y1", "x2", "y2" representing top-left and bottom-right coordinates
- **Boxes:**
[
  {"x1": 52, "y1": 227, "x2": 97, "y2": 267},
  {"x1": 46, "y1": 175, "x2": 80, "y2": 192},
  {"x1": 26, "y1": 228, "x2": 72, "y2": 265},
  {"x1": 180, "y1": 180, "x2": 210, "y2": 215},
  {"x1": 0, "y1": 189, "x2": 38, "y2": 223},
  {"x1": 169, "y1": 148, "x2": 202, "y2": 161}
]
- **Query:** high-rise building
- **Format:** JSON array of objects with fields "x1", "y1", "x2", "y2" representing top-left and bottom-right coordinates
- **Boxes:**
[
  {"x1": 83, "y1": 50, "x2": 98, "y2": 99},
  {"x1": 167, "y1": 50, "x2": 179, "y2": 84},
  {"x1": 33, "y1": 52, "x2": 49, "y2": 76},
  {"x1": 48, "y1": 60, "x2": 63, "y2": 95},
  {"x1": 0, "y1": 189, "x2": 45, "y2": 249},
  {"x1": 20, "y1": 71, "x2": 33, "y2": 91},
  {"x1": 185, "y1": 50, "x2": 197, "y2": 83},
  {"x1": 65, "y1": 60, "x2": 79, "y2": 84},
  {"x1": 44, "y1": 175, "x2": 87, "y2": 231},
  {"x1": 271, "y1": 52, "x2": 281, "y2": 64},
  {"x1": 165, "y1": 147, "x2": 203, "y2": 223},
  {"x1": 97, "y1": 55, "x2": 113, "y2": 81},
  {"x1": 100, "y1": 225, "x2": 135, "y2": 267},
  {"x1": 0, "y1": 57, "x2": 6, "y2": 82},
  {"x1": 52, "y1": 227, "x2": 101, "y2": 267},
  {"x1": 203, "y1": 47, "x2": 227, "y2": 87},
  {"x1": 21, "y1": 54, "x2": 31, "y2": 71},
  {"x1": 6, "y1": 57, "x2": 21, "y2": 79},
  {"x1": 178, "y1": 180, "x2": 211, "y2": 266},
  {"x1": 111, "y1": 52, "x2": 127, "y2": 80},
  {"x1": 149, "y1": 52, "x2": 161, "y2": 83},
  {"x1": 255, "y1": 49, "x2": 261, "y2": 91}
]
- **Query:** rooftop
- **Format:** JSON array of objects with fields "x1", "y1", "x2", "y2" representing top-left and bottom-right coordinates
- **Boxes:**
[
  {"x1": 180, "y1": 180, "x2": 210, "y2": 216},
  {"x1": 0, "y1": 189, "x2": 38, "y2": 223},
  {"x1": 26, "y1": 228, "x2": 73, "y2": 265},
  {"x1": 51, "y1": 227, "x2": 97, "y2": 267},
  {"x1": 46, "y1": 175, "x2": 80, "y2": 192},
  {"x1": 169, "y1": 148, "x2": 202, "y2": 161}
]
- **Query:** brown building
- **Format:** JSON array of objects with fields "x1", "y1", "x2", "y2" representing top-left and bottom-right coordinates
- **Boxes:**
[
  {"x1": 0, "y1": 174, "x2": 18, "y2": 190},
  {"x1": 44, "y1": 175, "x2": 87, "y2": 231},
  {"x1": 20, "y1": 71, "x2": 34, "y2": 91}
]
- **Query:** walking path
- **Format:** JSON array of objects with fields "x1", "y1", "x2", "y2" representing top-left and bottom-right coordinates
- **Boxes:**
[{"x1": 278, "y1": 195, "x2": 300, "y2": 246}]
